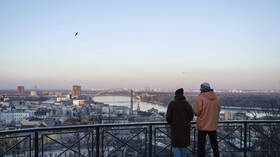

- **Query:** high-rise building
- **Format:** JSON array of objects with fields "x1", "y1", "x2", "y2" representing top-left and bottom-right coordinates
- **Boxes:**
[
  {"x1": 72, "y1": 85, "x2": 81, "y2": 97},
  {"x1": 17, "y1": 86, "x2": 24, "y2": 95}
]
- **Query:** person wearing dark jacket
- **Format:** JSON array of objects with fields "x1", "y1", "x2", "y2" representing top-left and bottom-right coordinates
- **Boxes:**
[{"x1": 166, "y1": 88, "x2": 194, "y2": 157}]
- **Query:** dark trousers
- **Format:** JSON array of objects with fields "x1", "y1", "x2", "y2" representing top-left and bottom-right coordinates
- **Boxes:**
[{"x1": 197, "y1": 130, "x2": 219, "y2": 157}]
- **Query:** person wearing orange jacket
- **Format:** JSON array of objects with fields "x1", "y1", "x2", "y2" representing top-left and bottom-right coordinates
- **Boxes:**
[{"x1": 194, "y1": 83, "x2": 221, "y2": 157}]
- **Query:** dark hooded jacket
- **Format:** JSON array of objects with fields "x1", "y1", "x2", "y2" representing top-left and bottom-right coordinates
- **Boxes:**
[{"x1": 166, "y1": 95, "x2": 194, "y2": 147}]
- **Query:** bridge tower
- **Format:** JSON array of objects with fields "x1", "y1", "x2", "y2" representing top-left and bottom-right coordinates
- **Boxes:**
[{"x1": 130, "y1": 90, "x2": 133, "y2": 115}]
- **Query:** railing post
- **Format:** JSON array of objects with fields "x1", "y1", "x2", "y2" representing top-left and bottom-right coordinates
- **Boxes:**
[
  {"x1": 78, "y1": 133, "x2": 81, "y2": 157},
  {"x1": 41, "y1": 134, "x2": 44, "y2": 157},
  {"x1": 92, "y1": 131, "x2": 94, "y2": 157},
  {"x1": 29, "y1": 135, "x2": 32, "y2": 157},
  {"x1": 34, "y1": 131, "x2": 39, "y2": 157},
  {"x1": 96, "y1": 127, "x2": 100, "y2": 157},
  {"x1": 149, "y1": 125, "x2": 153, "y2": 157},
  {"x1": 193, "y1": 128, "x2": 196, "y2": 155},
  {"x1": 244, "y1": 123, "x2": 248, "y2": 157}
]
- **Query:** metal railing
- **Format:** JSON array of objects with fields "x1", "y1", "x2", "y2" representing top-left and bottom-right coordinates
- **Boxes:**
[{"x1": 0, "y1": 120, "x2": 280, "y2": 157}]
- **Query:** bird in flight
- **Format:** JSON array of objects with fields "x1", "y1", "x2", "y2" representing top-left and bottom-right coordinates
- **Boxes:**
[{"x1": 75, "y1": 32, "x2": 79, "y2": 36}]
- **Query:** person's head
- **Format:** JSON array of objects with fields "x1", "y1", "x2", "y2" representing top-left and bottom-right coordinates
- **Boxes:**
[
  {"x1": 200, "y1": 82, "x2": 211, "y2": 92},
  {"x1": 175, "y1": 88, "x2": 184, "y2": 96}
]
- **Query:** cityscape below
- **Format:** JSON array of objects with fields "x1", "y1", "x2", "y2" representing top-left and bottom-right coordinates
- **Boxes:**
[
  {"x1": 1, "y1": 85, "x2": 280, "y2": 131},
  {"x1": 1, "y1": 85, "x2": 280, "y2": 156}
]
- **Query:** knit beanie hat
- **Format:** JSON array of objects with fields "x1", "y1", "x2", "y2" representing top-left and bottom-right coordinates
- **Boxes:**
[
  {"x1": 175, "y1": 88, "x2": 184, "y2": 96},
  {"x1": 201, "y1": 82, "x2": 211, "y2": 89}
]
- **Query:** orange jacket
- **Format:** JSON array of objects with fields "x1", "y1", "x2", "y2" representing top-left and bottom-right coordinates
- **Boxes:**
[{"x1": 194, "y1": 91, "x2": 220, "y2": 131}]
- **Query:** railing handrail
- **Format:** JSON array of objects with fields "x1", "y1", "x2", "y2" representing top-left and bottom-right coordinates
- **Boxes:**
[{"x1": 1, "y1": 120, "x2": 280, "y2": 135}]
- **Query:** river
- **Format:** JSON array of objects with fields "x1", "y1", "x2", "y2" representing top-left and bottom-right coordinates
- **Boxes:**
[
  {"x1": 93, "y1": 96, "x2": 272, "y2": 118},
  {"x1": 93, "y1": 96, "x2": 167, "y2": 112}
]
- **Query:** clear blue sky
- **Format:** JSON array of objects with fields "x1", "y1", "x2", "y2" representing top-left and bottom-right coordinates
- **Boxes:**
[{"x1": 1, "y1": 0, "x2": 280, "y2": 90}]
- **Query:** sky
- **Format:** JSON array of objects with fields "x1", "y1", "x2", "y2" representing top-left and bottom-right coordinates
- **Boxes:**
[{"x1": 0, "y1": 0, "x2": 280, "y2": 90}]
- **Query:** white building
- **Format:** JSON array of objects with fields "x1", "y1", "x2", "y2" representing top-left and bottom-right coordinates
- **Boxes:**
[
  {"x1": 110, "y1": 106, "x2": 130, "y2": 115},
  {"x1": 2, "y1": 102, "x2": 10, "y2": 107},
  {"x1": 56, "y1": 96, "x2": 70, "y2": 102},
  {"x1": 30, "y1": 90, "x2": 38, "y2": 97},
  {"x1": 0, "y1": 109, "x2": 34, "y2": 124},
  {"x1": 102, "y1": 106, "x2": 110, "y2": 113},
  {"x1": 73, "y1": 100, "x2": 85, "y2": 106}
]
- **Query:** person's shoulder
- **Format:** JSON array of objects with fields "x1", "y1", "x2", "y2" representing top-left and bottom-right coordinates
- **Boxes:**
[
  {"x1": 168, "y1": 100, "x2": 175, "y2": 106},
  {"x1": 196, "y1": 93, "x2": 204, "y2": 100}
]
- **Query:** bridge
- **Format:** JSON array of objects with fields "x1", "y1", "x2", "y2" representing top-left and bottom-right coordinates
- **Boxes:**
[{"x1": 0, "y1": 120, "x2": 280, "y2": 157}]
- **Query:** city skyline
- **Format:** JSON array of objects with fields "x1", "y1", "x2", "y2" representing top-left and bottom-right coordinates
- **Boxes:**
[{"x1": 1, "y1": 0, "x2": 280, "y2": 90}]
